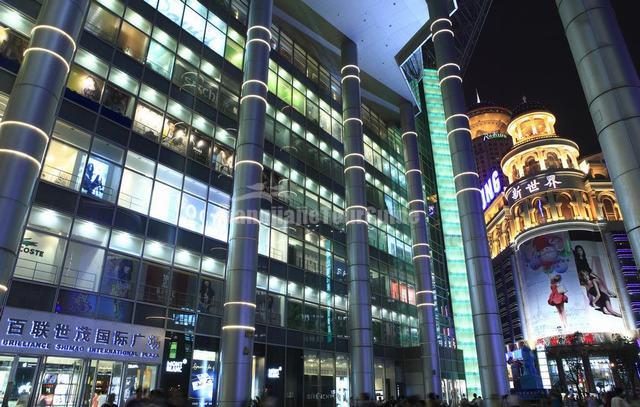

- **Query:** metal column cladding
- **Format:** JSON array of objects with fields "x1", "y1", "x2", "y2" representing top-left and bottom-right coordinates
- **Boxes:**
[
  {"x1": 217, "y1": 0, "x2": 272, "y2": 405},
  {"x1": 341, "y1": 39, "x2": 375, "y2": 398},
  {"x1": 0, "y1": 0, "x2": 89, "y2": 296},
  {"x1": 426, "y1": 0, "x2": 509, "y2": 403},
  {"x1": 557, "y1": 0, "x2": 640, "y2": 270},
  {"x1": 400, "y1": 102, "x2": 441, "y2": 396}
]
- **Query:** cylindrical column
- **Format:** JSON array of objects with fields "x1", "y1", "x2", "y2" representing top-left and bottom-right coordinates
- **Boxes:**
[
  {"x1": 0, "y1": 0, "x2": 89, "y2": 296},
  {"x1": 400, "y1": 101, "x2": 441, "y2": 396},
  {"x1": 427, "y1": 0, "x2": 509, "y2": 403},
  {"x1": 557, "y1": 0, "x2": 640, "y2": 269},
  {"x1": 341, "y1": 39, "x2": 375, "y2": 400},
  {"x1": 216, "y1": 1, "x2": 272, "y2": 405}
]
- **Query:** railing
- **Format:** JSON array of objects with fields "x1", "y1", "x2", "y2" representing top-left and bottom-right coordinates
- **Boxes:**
[
  {"x1": 14, "y1": 258, "x2": 59, "y2": 284},
  {"x1": 41, "y1": 165, "x2": 81, "y2": 191},
  {"x1": 138, "y1": 283, "x2": 168, "y2": 305},
  {"x1": 59, "y1": 266, "x2": 98, "y2": 292},
  {"x1": 118, "y1": 191, "x2": 146, "y2": 213}
]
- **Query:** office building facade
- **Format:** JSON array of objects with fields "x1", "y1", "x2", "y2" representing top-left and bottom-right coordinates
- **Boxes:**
[{"x1": 0, "y1": 0, "x2": 474, "y2": 405}]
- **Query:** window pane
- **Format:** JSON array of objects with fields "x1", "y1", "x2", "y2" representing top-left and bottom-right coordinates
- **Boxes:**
[
  {"x1": 60, "y1": 242, "x2": 105, "y2": 292},
  {"x1": 109, "y1": 230, "x2": 143, "y2": 256},
  {"x1": 118, "y1": 169, "x2": 152, "y2": 214},
  {"x1": 117, "y1": 21, "x2": 149, "y2": 62},
  {"x1": 170, "y1": 270, "x2": 197, "y2": 309},
  {"x1": 15, "y1": 230, "x2": 66, "y2": 284},
  {"x1": 71, "y1": 219, "x2": 110, "y2": 246},
  {"x1": 182, "y1": 6, "x2": 205, "y2": 41},
  {"x1": 81, "y1": 155, "x2": 122, "y2": 202},
  {"x1": 146, "y1": 40, "x2": 174, "y2": 78},
  {"x1": 198, "y1": 277, "x2": 222, "y2": 314},
  {"x1": 204, "y1": 23, "x2": 225, "y2": 55},
  {"x1": 100, "y1": 253, "x2": 138, "y2": 299},
  {"x1": 138, "y1": 262, "x2": 170, "y2": 305},
  {"x1": 150, "y1": 183, "x2": 181, "y2": 224},
  {"x1": 67, "y1": 65, "x2": 104, "y2": 103},
  {"x1": 85, "y1": 3, "x2": 120, "y2": 43},
  {"x1": 179, "y1": 193, "x2": 206, "y2": 234},
  {"x1": 205, "y1": 204, "x2": 228, "y2": 241},
  {"x1": 28, "y1": 207, "x2": 72, "y2": 237},
  {"x1": 42, "y1": 140, "x2": 87, "y2": 191}
]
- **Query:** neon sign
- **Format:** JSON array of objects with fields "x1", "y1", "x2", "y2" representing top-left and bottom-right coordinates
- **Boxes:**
[{"x1": 481, "y1": 170, "x2": 501, "y2": 210}]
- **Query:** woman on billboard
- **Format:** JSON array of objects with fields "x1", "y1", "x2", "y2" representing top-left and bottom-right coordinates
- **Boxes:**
[
  {"x1": 548, "y1": 275, "x2": 568, "y2": 328},
  {"x1": 578, "y1": 269, "x2": 621, "y2": 317}
]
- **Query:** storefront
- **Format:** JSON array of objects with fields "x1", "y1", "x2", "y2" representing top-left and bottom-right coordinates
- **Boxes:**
[{"x1": 0, "y1": 307, "x2": 164, "y2": 407}]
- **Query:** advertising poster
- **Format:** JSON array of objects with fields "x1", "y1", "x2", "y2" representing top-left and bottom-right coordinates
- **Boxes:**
[
  {"x1": 189, "y1": 351, "x2": 217, "y2": 407},
  {"x1": 81, "y1": 157, "x2": 110, "y2": 199},
  {"x1": 517, "y1": 231, "x2": 626, "y2": 339}
]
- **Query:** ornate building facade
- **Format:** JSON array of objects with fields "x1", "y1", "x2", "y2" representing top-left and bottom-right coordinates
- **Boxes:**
[{"x1": 476, "y1": 100, "x2": 640, "y2": 395}]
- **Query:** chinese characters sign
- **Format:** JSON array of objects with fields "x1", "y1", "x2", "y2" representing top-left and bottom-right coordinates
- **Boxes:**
[
  {"x1": 0, "y1": 307, "x2": 164, "y2": 363},
  {"x1": 505, "y1": 172, "x2": 584, "y2": 206}
]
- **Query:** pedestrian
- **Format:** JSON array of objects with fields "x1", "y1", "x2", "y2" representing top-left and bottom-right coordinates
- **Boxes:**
[
  {"x1": 101, "y1": 393, "x2": 118, "y2": 407},
  {"x1": 612, "y1": 388, "x2": 630, "y2": 407}
]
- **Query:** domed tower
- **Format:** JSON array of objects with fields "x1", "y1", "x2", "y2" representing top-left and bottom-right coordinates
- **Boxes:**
[
  {"x1": 500, "y1": 99, "x2": 592, "y2": 240},
  {"x1": 468, "y1": 101, "x2": 513, "y2": 189}
]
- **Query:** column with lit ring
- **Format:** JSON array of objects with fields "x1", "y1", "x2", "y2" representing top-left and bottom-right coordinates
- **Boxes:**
[
  {"x1": 341, "y1": 39, "x2": 375, "y2": 398},
  {"x1": 426, "y1": 0, "x2": 509, "y2": 403},
  {"x1": 216, "y1": 1, "x2": 272, "y2": 405},
  {"x1": 557, "y1": 0, "x2": 640, "y2": 271},
  {"x1": 0, "y1": 0, "x2": 89, "y2": 295},
  {"x1": 400, "y1": 102, "x2": 441, "y2": 396}
]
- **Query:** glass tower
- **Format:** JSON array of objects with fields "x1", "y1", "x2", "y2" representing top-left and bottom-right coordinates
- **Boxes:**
[{"x1": 422, "y1": 68, "x2": 480, "y2": 396}]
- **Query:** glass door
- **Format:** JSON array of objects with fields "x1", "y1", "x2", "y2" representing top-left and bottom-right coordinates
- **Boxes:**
[
  {"x1": 35, "y1": 357, "x2": 83, "y2": 407},
  {"x1": 0, "y1": 356, "x2": 39, "y2": 407},
  {"x1": 121, "y1": 363, "x2": 143, "y2": 405},
  {"x1": 0, "y1": 356, "x2": 13, "y2": 404}
]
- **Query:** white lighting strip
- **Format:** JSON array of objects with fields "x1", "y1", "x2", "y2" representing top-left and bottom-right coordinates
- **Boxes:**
[
  {"x1": 0, "y1": 149, "x2": 41, "y2": 168},
  {"x1": 409, "y1": 209, "x2": 427, "y2": 216},
  {"x1": 405, "y1": 169, "x2": 422, "y2": 176},
  {"x1": 413, "y1": 254, "x2": 431, "y2": 260},
  {"x1": 31, "y1": 25, "x2": 76, "y2": 52},
  {"x1": 0, "y1": 284, "x2": 7, "y2": 292},
  {"x1": 343, "y1": 117, "x2": 363, "y2": 126},
  {"x1": 231, "y1": 216, "x2": 260, "y2": 223},
  {"x1": 340, "y1": 64, "x2": 360, "y2": 74},
  {"x1": 416, "y1": 290, "x2": 435, "y2": 295},
  {"x1": 401, "y1": 131, "x2": 417, "y2": 138},
  {"x1": 242, "y1": 79, "x2": 268, "y2": 91},
  {"x1": 346, "y1": 205, "x2": 368, "y2": 212},
  {"x1": 433, "y1": 29, "x2": 455, "y2": 40},
  {"x1": 343, "y1": 165, "x2": 365, "y2": 173},
  {"x1": 417, "y1": 302, "x2": 435, "y2": 307},
  {"x1": 247, "y1": 25, "x2": 272, "y2": 40},
  {"x1": 445, "y1": 113, "x2": 470, "y2": 125},
  {"x1": 240, "y1": 94, "x2": 267, "y2": 105},
  {"x1": 453, "y1": 171, "x2": 479, "y2": 180},
  {"x1": 438, "y1": 75, "x2": 462, "y2": 87},
  {"x1": 222, "y1": 325, "x2": 256, "y2": 331},
  {"x1": 234, "y1": 160, "x2": 264, "y2": 171},
  {"x1": 346, "y1": 219, "x2": 368, "y2": 226},
  {"x1": 447, "y1": 127, "x2": 472, "y2": 140},
  {"x1": 455, "y1": 187, "x2": 482, "y2": 197},
  {"x1": 246, "y1": 38, "x2": 271, "y2": 48},
  {"x1": 0, "y1": 120, "x2": 49, "y2": 142},
  {"x1": 343, "y1": 153, "x2": 365, "y2": 162},
  {"x1": 408, "y1": 199, "x2": 424, "y2": 206},
  {"x1": 429, "y1": 17, "x2": 452, "y2": 32},
  {"x1": 224, "y1": 301, "x2": 257, "y2": 308},
  {"x1": 23, "y1": 47, "x2": 69, "y2": 73},
  {"x1": 341, "y1": 74, "x2": 360, "y2": 83},
  {"x1": 437, "y1": 62, "x2": 461, "y2": 75},
  {"x1": 412, "y1": 243, "x2": 430, "y2": 249}
]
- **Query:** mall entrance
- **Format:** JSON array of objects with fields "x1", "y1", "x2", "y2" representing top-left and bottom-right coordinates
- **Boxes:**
[{"x1": 0, "y1": 355, "x2": 158, "y2": 407}]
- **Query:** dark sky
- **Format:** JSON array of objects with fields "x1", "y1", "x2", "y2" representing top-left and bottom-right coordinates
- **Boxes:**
[{"x1": 463, "y1": 0, "x2": 640, "y2": 156}]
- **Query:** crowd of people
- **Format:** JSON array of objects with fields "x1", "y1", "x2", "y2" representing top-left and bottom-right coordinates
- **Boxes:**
[{"x1": 347, "y1": 387, "x2": 637, "y2": 407}]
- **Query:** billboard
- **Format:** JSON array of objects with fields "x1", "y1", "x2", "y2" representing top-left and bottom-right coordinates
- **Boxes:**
[{"x1": 517, "y1": 231, "x2": 626, "y2": 339}]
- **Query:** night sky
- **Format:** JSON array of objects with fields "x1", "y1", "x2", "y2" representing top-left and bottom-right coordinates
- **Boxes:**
[{"x1": 463, "y1": 0, "x2": 640, "y2": 156}]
